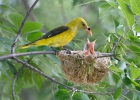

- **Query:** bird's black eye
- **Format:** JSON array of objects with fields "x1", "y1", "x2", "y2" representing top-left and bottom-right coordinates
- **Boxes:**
[
  {"x1": 88, "y1": 28, "x2": 90, "y2": 30},
  {"x1": 81, "y1": 22, "x2": 85, "y2": 26}
]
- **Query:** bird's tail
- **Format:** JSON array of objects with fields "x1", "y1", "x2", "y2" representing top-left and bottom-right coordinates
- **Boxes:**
[{"x1": 20, "y1": 42, "x2": 36, "y2": 49}]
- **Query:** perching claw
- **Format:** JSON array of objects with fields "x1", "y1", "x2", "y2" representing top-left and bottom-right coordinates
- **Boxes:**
[{"x1": 51, "y1": 47, "x2": 59, "y2": 54}]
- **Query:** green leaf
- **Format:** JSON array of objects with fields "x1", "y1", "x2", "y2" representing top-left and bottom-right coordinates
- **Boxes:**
[
  {"x1": 106, "y1": 1, "x2": 118, "y2": 8},
  {"x1": 116, "y1": 25, "x2": 124, "y2": 35},
  {"x1": 132, "y1": 92, "x2": 139, "y2": 99},
  {"x1": 1, "y1": 80, "x2": 12, "y2": 100},
  {"x1": 22, "y1": 22, "x2": 43, "y2": 34},
  {"x1": 135, "y1": 86, "x2": 140, "y2": 91},
  {"x1": 23, "y1": 68, "x2": 33, "y2": 84},
  {"x1": 0, "y1": 90, "x2": 10, "y2": 100},
  {"x1": 14, "y1": 77, "x2": 24, "y2": 93},
  {"x1": 67, "y1": 41, "x2": 75, "y2": 50},
  {"x1": 55, "y1": 89, "x2": 70, "y2": 100},
  {"x1": 98, "y1": 82, "x2": 113, "y2": 87},
  {"x1": 130, "y1": 0, "x2": 140, "y2": 15},
  {"x1": 113, "y1": 19, "x2": 120, "y2": 28},
  {"x1": 122, "y1": 76, "x2": 131, "y2": 85},
  {"x1": 102, "y1": 33, "x2": 111, "y2": 38},
  {"x1": 113, "y1": 86, "x2": 122, "y2": 99},
  {"x1": 8, "y1": 13, "x2": 24, "y2": 28},
  {"x1": 0, "y1": 4, "x2": 11, "y2": 9},
  {"x1": 0, "y1": 4, "x2": 16, "y2": 12},
  {"x1": 0, "y1": 37, "x2": 13, "y2": 44},
  {"x1": 128, "y1": 45, "x2": 140, "y2": 55},
  {"x1": 112, "y1": 73, "x2": 121, "y2": 83},
  {"x1": 47, "y1": 54, "x2": 60, "y2": 65},
  {"x1": 134, "y1": 25, "x2": 140, "y2": 32},
  {"x1": 123, "y1": 0, "x2": 130, "y2": 5},
  {"x1": 0, "y1": 62, "x2": 9, "y2": 77},
  {"x1": 0, "y1": 37, "x2": 12, "y2": 51},
  {"x1": 135, "y1": 79, "x2": 140, "y2": 83},
  {"x1": 58, "y1": 82, "x2": 74, "y2": 89},
  {"x1": 117, "y1": 0, "x2": 134, "y2": 28},
  {"x1": 0, "y1": 43, "x2": 11, "y2": 51},
  {"x1": 27, "y1": 31, "x2": 43, "y2": 42},
  {"x1": 6, "y1": 61, "x2": 17, "y2": 74},
  {"x1": 129, "y1": 78, "x2": 140, "y2": 87},
  {"x1": 72, "y1": 92, "x2": 90, "y2": 100},
  {"x1": 88, "y1": 94, "x2": 97, "y2": 100},
  {"x1": 0, "y1": 24, "x2": 17, "y2": 34},
  {"x1": 99, "y1": 3, "x2": 112, "y2": 18},
  {"x1": 118, "y1": 61, "x2": 127, "y2": 71},
  {"x1": 109, "y1": 65, "x2": 123, "y2": 73},
  {"x1": 128, "y1": 34, "x2": 140, "y2": 44},
  {"x1": 33, "y1": 72, "x2": 44, "y2": 91},
  {"x1": 72, "y1": 0, "x2": 79, "y2": 6},
  {"x1": 129, "y1": 64, "x2": 140, "y2": 79}
]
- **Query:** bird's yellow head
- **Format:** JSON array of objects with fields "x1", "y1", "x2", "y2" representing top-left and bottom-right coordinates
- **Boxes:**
[{"x1": 73, "y1": 17, "x2": 92, "y2": 36}]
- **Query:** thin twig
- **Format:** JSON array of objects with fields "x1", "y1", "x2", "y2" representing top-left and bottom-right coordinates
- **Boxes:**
[
  {"x1": 0, "y1": 51, "x2": 55, "y2": 61},
  {"x1": 12, "y1": 66, "x2": 24, "y2": 100},
  {"x1": 118, "y1": 90, "x2": 130, "y2": 100},
  {"x1": 0, "y1": 51, "x2": 116, "y2": 61},
  {"x1": 22, "y1": 0, "x2": 36, "y2": 21},
  {"x1": 11, "y1": 0, "x2": 39, "y2": 54},
  {"x1": 110, "y1": 35, "x2": 122, "y2": 53},
  {"x1": 12, "y1": 57, "x2": 111, "y2": 95},
  {"x1": 12, "y1": 59, "x2": 32, "y2": 100},
  {"x1": 80, "y1": 90, "x2": 112, "y2": 95},
  {"x1": 95, "y1": 53, "x2": 116, "y2": 58}
]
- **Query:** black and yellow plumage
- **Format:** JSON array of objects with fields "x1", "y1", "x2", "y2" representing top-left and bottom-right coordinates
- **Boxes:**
[{"x1": 21, "y1": 17, "x2": 92, "y2": 49}]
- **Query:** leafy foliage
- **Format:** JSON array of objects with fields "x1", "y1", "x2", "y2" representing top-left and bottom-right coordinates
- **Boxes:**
[{"x1": 0, "y1": 0, "x2": 140, "y2": 100}]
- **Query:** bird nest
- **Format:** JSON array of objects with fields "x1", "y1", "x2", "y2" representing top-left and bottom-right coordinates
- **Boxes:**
[{"x1": 56, "y1": 50, "x2": 110, "y2": 84}]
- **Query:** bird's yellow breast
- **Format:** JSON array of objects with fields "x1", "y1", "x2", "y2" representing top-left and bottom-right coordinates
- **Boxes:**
[{"x1": 35, "y1": 27, "x2": 77, "y2": 47}]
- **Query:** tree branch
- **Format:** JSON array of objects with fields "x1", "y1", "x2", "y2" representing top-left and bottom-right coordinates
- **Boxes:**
[
  {"x1": 95, "y1": 53, "x2": 116, "y2": 58},
  {"x1": 22, "y1": 0, "x2": 36, "y2": 21},
  {"x1": 110, "y1": 35, "x2": 122, "y2": 53},
  {"x1": 11, "y1": 0, "x2": 39, "y2": 54},
  {"x1": 12, "y1": 58, "x2": 32, "y2": 100},
  {"x1": 0, "y1": 51, "x2": 55, "y2": 61},
  {"x1": 12, "y1": 66, "x2": 24, "y2": 100},
  {"x1": 0, "y1": 51, "x2": 116, "y2": 61}
]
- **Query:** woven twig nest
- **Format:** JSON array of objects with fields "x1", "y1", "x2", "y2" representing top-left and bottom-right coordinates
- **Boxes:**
[{"x1": 57, "y1": 50, "x2": 110, "y2": 84}]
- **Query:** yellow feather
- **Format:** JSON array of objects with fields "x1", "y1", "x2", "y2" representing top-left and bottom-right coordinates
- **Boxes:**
[{"x1": 21, "y1": 17, "x2": 92, "y2": 49}]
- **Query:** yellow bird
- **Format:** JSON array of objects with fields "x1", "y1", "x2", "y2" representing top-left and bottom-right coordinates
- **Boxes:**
[{"x1": 21, "y1": 17, "x2": 92, "y2": 49}]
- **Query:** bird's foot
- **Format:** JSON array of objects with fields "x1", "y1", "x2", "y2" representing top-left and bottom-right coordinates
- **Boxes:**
[
  {"x1": 66, "y1": 49, "x2": 71, "y2": 54},
  {"x1": 62, "y1": 48, "x2": 71, "y2": 54},
  {"x1": 51, "y1": 47, "x2": 60, "y2": 54}
]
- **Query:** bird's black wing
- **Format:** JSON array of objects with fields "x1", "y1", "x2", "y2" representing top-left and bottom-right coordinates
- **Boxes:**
[
  {"x1": 41, "y1": 25, "x2": 69, "y2": 39},
  {"x1": 23, "y1": 26, "x2": 69, "y2": 46}
]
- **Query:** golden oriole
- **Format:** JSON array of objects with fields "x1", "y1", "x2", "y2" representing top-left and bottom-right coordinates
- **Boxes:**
[{"x1": 21, "y1": 17, "x2": 92, "y2": 49}]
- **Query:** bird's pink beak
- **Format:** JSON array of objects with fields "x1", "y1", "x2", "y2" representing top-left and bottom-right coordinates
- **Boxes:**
[{"x1": 84, "y1": 27, "x2": 92, "y2": 36}]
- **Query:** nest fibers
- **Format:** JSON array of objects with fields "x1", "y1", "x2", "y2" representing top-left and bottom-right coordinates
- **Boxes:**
[{"x1": 56, "y1": 50, "x2": 110, "y2": 84}]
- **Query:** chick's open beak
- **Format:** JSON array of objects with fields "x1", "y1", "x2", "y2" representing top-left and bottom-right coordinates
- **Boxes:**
[
  {"x1": 84, "y1": 27, "x2": 92, "y2": 36},
  {"x1": 83, "y1": 39, "x2": 96, "y2": 55}
]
